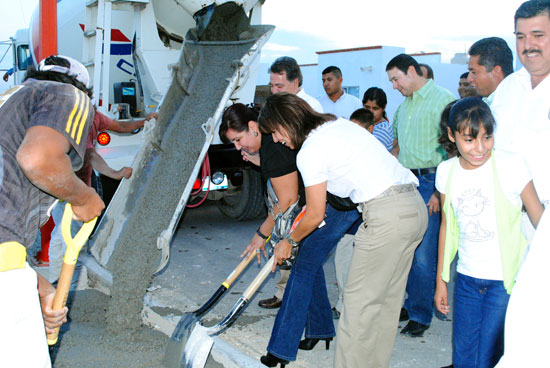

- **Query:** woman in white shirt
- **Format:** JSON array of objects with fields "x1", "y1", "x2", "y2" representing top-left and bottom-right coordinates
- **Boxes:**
[{"x1": 257, "y1": 93, "x2": 428, "y2": 368}]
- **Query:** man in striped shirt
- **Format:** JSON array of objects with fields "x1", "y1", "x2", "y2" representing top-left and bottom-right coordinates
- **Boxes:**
[
  {"x1": 386, "y1": 53, "x2": 455, "y2": 337},
  {"x1": 0, "y1": 55, "x2": 104, "y2": 367}
]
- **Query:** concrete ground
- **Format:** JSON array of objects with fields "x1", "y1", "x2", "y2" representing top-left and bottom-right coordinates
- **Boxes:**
[
  {"x1": 31, "y1": 200, "x2": 454, "y2": 367},
  {"x1": 143, "y1": 201, "x2": 454, "y2": 367}
]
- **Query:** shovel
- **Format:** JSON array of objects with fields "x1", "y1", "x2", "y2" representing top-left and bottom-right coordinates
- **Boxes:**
[
  {"x1": 164, "y1": 256, "x2": 275, "y2": 368},
  {"x1": 46, "y1": 203, "x2": 97, "y2": 345},
  {"x1": 165, "y1": 203, "x2": 305, "y2": 367},
  {"x1": 164, "y1": 245, "x2": 260, "y2": 364}
]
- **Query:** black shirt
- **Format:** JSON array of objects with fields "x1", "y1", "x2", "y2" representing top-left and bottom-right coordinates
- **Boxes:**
[{"x1": 259, "y1": 134, "x2": 305, "y2": 207}]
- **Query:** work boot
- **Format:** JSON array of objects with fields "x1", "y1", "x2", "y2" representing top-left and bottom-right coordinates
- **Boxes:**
[{"x1": 258, "y1": 296, "x2": 282, "y2": 309}]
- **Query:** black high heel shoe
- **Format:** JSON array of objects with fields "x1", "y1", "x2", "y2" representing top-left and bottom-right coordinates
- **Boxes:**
[
  {"x1": 260, "y1": 352, "x2": 289, "y2": 367},
  {"x1": 298, "y1": 337, "x2": 333, "y2": 350}
]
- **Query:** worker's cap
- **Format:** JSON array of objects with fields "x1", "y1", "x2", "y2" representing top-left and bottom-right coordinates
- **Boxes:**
[{"x1": 38, "y1": 55, "x2": 90, "y2": 88}]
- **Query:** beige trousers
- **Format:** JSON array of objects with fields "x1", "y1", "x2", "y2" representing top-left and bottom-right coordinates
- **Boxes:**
[
  {"x1": 334, "y1": 234, "x2": 355, "y2": 312},
  {"x1": 335, "y1": 186, "x2": 428, "y2": 368},
  {"x1": 275, "y1": 269, "x2": 290, "y2": 300}
]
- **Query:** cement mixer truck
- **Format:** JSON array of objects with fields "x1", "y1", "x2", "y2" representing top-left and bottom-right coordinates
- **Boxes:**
[
  {"x1": 18, "y1": 0, "x2": 274, "y2": 290},
  {"x1": 21, "y1": 0, "x2": 268, "y2": 222}
]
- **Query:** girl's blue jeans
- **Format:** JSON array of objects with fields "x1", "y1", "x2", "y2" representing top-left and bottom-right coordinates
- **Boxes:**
[
  {"x1": 266, "y1": 203, "x2": 360, "y2": 361},
  {"x1": 453, "y1": 272, "x2": 510, "y2": 368}
]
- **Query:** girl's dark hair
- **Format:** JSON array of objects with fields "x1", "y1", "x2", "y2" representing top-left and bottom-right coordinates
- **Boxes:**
[
  {"x1": 438, "y1": 100, "x2": 458, "y2": 157},
  {"x1": 448, "y1": 97, "x2": 494, "y2": 138},
  {"x1": 362, "y1": 87, "x2": 388, "y2": 120},
  {"x1": 219, "y1": 103, "x2": 259, "y2": 144},
  {"x1": 258, "y1": 93, "x2": 336, "y2": 149},
  {"x1": 24, "y1": 56, "x2": 92, "y2": 97}
]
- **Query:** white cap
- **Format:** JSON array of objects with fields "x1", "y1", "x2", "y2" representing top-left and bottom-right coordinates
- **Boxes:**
[{"x1": 38, "y1": 55, "x2": 90, "y2": 88}]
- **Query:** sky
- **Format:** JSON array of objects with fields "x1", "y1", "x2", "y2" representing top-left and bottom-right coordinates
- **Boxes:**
[{"x1": 0, "y1": 0, "x2": 528, "y2": 66}]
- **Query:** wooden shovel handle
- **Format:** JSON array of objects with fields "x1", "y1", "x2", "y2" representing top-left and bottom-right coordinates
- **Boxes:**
[
  {"x1": 224, "y1": 250, "x2": 257, "y2": 287},
  {"x1": 46, "y1": 203, "x2": 97, "y2": 345},
  {"x1": 242, "y1": 257, "x2": 275, "y2": 300}
]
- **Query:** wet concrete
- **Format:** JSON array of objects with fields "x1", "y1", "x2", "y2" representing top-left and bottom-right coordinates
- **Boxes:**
[
  {"x1": 50, "y1": 289, "x2": 229, "y2": 368},
  {"x1": 105, "y1": 40, "x2": 256, "y2": 336}
]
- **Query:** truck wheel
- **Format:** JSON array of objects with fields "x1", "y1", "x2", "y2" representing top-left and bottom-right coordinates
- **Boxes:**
[{"x1": 216, "y1": 168, "x2": 266, "y2": 220}]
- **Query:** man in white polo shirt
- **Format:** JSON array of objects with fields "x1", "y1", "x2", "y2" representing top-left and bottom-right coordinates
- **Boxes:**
[
  {"x1": 492, "y1": 1, "x2": 550, "y2": 365},
  {"x1": 319, "y1": 66, "x2": 362, "y2": 119}
]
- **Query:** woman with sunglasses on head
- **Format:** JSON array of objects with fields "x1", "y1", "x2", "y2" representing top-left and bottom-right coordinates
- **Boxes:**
[{"x1": 219, "y1": 103, "x2": 305, "y2": 265}]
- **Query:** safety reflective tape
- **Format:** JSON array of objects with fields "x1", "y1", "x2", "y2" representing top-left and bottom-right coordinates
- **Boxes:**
[
  {"x1": 66, "y1": 89, "x2": 89, "y2": 144},
  {"x1": 0, "y1": 242, "x2": 27, "y2": 272}
]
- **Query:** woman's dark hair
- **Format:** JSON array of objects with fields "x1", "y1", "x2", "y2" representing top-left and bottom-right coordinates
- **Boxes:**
[
  {"x1": 219, "y1": 103, "x2": 259, "y2": 144},
  {"x1": 362, "y1": 87, "x2": 388, "y2": 120},
  {"x1": 438, "y1": 100, "x2": 458, "y2": 157},
  {"x1": 24, "y1": 56, "x2": 92, "y2": 97},
  {"x1": 447, "y1": 97, "x2": 495, "y2": 155},
  {"x1": 258, "y1": 93, "x2": 336, "y2": 149}
]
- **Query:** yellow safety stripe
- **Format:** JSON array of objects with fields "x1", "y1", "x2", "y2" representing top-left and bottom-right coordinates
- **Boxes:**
[
  {"x1": 65, "y1": 89, "x2": 89, "y2": 145},
  {"x1": 0, "y1": 242, "x2": 27, "y2": 272},
  {"x1": 75, "y1": 95, "x2": 90, "y2": 145},
  {"x1": 65, "y1": 88, "x2": 81, "y2": 135},
  {"x1": 70, "y1": 91, "x2": 86, "y2": 139}
]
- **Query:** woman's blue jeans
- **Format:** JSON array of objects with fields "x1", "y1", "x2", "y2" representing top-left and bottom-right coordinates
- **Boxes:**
[
  {"x1": 453, "y1": 273, "x2": 510, "y2": 368},
  {"x1": 267, "y1": 203, "x2": 360, "y2": 361}
]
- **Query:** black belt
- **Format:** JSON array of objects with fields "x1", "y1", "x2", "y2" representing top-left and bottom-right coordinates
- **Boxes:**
[{"x1": 410, "y1": 167, "x2": 436, "y2": 177}]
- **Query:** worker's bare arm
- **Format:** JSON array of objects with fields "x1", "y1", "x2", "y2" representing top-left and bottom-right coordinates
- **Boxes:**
[{"x1": 16, "y1": 126, "x2": 104, "y2": 222}]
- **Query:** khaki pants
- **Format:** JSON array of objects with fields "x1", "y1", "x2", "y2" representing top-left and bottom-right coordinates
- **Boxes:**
[
  {"x1": 335, "y1": 186, "x2": 428, "y2": 368},
  {"x1": 334, "y1": 234, "x2": 354, "y2": 312},
  {"x1": 275, "y1": 269, "x2": 290, "y2": 300}
]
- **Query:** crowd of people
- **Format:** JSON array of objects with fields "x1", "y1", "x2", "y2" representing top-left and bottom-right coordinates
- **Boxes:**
[
  {"x1": 1, "y1": 0, "x2": 549, "y2": 367},
  {"x1": 220, "y1": 1, "x2": 550, "y2": 367}
]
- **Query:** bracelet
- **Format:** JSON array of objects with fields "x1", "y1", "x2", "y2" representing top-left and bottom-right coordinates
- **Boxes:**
[
  {"x1": 256, "y1": 227, "x2": 268, "y2": 240},
  {"x1": 285, "y1": 233, "x2": 300, "y2": 247}
]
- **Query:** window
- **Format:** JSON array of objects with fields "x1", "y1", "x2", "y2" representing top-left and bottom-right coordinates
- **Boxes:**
[
  {"x1": 16, "y1": 45, "x2": 31, "y2": 71},
  {"x1": 343, "y1": 86, "x2": 359, "y2": 98}
]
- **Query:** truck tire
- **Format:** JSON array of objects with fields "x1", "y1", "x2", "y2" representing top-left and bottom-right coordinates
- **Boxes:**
[{"x1": 216, "y1": 168, "x2": 266, "y2": 221}]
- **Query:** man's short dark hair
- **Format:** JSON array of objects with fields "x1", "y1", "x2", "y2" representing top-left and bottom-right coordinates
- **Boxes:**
[
  {"x1": 269, "y1": 56, "x2": 303, "y2": 87},
  {"x1": 460, "y1": 72, "x2": 469, "y2": 79},
  {"x1": 468, "y1": 37, "x2": 514, "y2": 77},
  {"x1": 350, "y1": 108, "x2": 374, "y2": 129},
  {"x1": 419, "y1": 63, "x2": 434, "y2": 79},
  {"x1": 386, "y1": 54, "x2": 422, "y2": 75},
  {"x1": 322, "y1": 66, "x2": 342, "y2": 78},
  {"x1": 515, "y1": 0, "x2": 550, "y2": 26}
]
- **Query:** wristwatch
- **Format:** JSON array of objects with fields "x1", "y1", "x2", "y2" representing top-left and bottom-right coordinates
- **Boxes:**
[{"x1": 285, "y1": 233, "x2": 300, "y2": 247}]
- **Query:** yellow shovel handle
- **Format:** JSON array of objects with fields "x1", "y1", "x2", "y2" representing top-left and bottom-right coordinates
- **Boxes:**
[{"x1": 47, "y1": 203, "x2": 97, "y2": 345}]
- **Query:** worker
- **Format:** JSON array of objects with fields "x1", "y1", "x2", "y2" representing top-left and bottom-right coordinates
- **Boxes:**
[
  {"x1": 0, "y1": 55, "x2": 104, "y2": 367},
  {"x1": 48, "y1": 108, "x2": 158, "y2": 285}
]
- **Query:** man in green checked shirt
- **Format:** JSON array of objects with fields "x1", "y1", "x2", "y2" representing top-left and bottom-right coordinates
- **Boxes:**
[{"x1": 386, "y1": 53, "x2": 455, "y2": 337}]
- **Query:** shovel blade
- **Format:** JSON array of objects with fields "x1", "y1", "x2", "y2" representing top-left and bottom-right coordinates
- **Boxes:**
[
  {"x1": 163, "y1": 313, "x2": 199, "y2": 367},
  {"x1": 183, "y1": 324, "x2": 214, "y2": 368}
]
